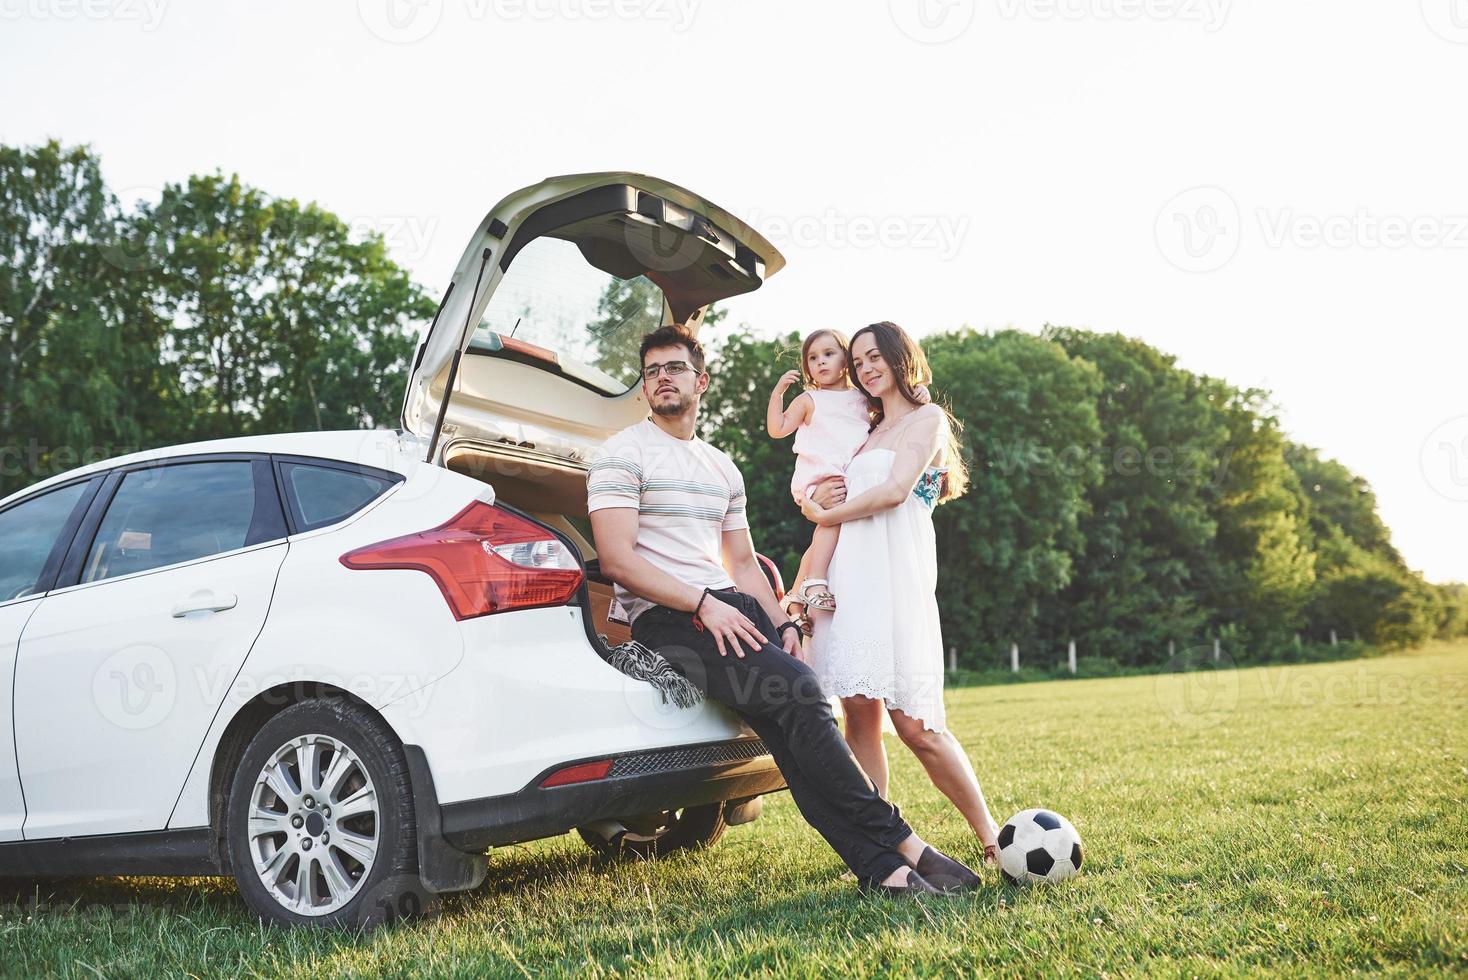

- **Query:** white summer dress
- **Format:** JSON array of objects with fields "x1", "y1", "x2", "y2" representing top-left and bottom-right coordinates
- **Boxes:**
[{"x1": 809, "y1": 448, "x2": 950, "y2": 733}]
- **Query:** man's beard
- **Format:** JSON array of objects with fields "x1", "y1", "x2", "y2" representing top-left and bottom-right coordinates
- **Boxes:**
[{"x1": 650, "y1": 390, "x2": 692, "y2": 417}]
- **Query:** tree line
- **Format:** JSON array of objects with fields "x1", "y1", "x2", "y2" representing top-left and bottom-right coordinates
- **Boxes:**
[
  {"x1": 702, "y1": 327, "x2": 1467, "y2": 667},
  {"x1": 4, "y1": 141, "x2": 1463, "y2": 668},
  {"x1": 1, "y1": 140, "x2": 432, "y2": 497}
]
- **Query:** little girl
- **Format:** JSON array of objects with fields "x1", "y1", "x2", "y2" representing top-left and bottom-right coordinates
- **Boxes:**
[{"x1": 767, "y1": 328, "x2": 927, "y2": 628}]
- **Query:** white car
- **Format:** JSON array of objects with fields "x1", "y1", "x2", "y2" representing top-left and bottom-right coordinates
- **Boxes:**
[{"x1": 0, "y1": 173, "x2": 790, "y2": 927}]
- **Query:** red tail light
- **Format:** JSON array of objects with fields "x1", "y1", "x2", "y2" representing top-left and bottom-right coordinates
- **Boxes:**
[{"x1": 340, "y1": 501, "x2": 584, "y2": 620}]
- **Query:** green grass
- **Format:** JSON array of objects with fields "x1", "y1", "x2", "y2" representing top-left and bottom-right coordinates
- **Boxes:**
[{"x1": 3, "y1": 640, "x2": 1465, "y2": 978}]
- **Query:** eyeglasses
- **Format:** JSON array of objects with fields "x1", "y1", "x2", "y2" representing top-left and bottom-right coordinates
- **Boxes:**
[{"x1": 641, "y1": 360, "x2": 694, "y2": 381}]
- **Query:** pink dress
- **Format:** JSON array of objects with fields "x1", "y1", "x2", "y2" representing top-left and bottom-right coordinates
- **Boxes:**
[{"x1": 790, "y1": 388, "x2": 872, "y2": 503}]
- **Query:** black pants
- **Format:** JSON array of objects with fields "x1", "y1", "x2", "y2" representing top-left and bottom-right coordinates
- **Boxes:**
[{"x1": 631, "y1": 589, "x2": 912, "y2": 885}]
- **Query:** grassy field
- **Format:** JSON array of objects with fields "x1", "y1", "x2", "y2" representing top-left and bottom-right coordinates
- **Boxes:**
[{"x1": 3, "y1": 640, "x2": 1464, "y2": 978}]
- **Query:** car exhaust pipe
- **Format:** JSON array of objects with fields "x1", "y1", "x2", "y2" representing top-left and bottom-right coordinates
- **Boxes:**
[
  {"x1": 724, "y1": 795, "x2": 764, "y2": 826},
  {"x1": 580, "y1": 820, "x2": 628, "y2": 844}
]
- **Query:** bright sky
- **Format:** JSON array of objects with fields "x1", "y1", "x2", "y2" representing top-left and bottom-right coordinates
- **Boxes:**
[{"x1": 4, "y1": 0, "x2": 1465, "y2": 582}]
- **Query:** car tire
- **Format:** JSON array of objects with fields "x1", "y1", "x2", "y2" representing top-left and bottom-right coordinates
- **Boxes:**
[
  {"x1": 577, "y1": 803, "x2": 728, "y2": 860},
  {"x1": 225, "y1": 696, "x2": 427, "y2": 928}
]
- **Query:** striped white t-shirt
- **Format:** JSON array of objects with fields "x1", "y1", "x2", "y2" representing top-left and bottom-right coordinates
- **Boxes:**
[{"x1": 586, "y1": 418, "x2": 748, "y2": 625}]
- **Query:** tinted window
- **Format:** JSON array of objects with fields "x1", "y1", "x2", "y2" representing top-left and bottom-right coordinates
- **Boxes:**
[
  {"x1": 469, "y1": 236, "x2": 665, "y2": 394},
  {"x1": 0, "y1": 482, "x2": 88, "y2": 602},
  {"x1": 280, "y1": 463, "x2": 395, "y2": 532},
  {"x1": 83, "y1": 462, "x2": 257, "y2": 583}
]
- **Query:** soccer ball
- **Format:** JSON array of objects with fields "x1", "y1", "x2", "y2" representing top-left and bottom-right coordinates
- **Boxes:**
[{"x1": 997, "y1": 808, "x2": 1083, "y2": 885}]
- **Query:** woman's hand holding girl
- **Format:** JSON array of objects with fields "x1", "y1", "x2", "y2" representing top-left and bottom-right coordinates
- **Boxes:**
[{"x1": 800, "y1": 493, "x2": 834, "y2": 527}]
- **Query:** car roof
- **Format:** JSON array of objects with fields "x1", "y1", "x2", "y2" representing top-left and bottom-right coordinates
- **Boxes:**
[{"x1": 0, "y1": 429, "x2": 428, "y2": 509}]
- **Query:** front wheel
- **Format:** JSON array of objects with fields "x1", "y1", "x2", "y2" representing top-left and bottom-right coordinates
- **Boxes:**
[
  {"x1": 577, "y1": 803, "x2": 728, "y2": 860},
  {"x1": 225, "y1": 697, "x2": 426, "y2": 928}
]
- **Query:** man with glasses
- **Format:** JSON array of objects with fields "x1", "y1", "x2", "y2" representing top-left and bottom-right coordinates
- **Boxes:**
[{"x1": 587, "y1": 324, "x2": 979, "y2": 897}]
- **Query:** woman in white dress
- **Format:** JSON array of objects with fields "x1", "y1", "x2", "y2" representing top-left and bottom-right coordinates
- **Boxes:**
[{"x1": 802, "y1": 321, "x2": 1002, "y2": 866}]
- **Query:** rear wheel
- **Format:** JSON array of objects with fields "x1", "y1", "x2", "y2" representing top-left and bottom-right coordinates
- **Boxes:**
[
  {"x1": 225, "y1": 697, "x2": 426, "y2": 928},
  {"x1": 577, "y1": 803, "x2": 727, "y2": 860}
]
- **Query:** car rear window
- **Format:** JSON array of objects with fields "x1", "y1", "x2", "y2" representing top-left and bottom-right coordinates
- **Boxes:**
[
  {"x1": 469, "y1": 235, "x2": 665, "y2": 394},
  {"x1": 279, "y1": 462, "x2": 398, "y2": 533},
  {"x1": 83, "y1": 462, "x2": 258, "y2": 582}
]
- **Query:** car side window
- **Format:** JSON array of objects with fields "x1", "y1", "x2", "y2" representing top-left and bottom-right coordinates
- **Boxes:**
[
  {"x1": 83, "y1": 462, "x2": 258, "y2": 583},
  {"x1": 0, "y1": 482, "x2": 90, "y2": 602},
  {"x1": 279, "y1": 462, "x2": 397, "y2": 533}
]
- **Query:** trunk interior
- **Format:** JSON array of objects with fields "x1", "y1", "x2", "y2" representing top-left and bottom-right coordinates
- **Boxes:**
[{"x1": 447, "y1": 447, "x2": 631, "y2": 649}]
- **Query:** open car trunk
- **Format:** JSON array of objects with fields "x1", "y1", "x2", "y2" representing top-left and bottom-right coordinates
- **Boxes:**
[{"x1": 401, "y1": 172, "x2": 786, "y2": 469}]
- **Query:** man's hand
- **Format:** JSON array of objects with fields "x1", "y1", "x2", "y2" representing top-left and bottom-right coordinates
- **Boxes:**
[
  {"x1": 914, "y1": 383, "x2": 932, "y2": 405},
  {"x1": 779, "y1": 625, "x2": 804, "y2": 660},
  {"x1": 698, "y1": 595, "x2": 767, "y2": 658},
  {"x1": 809, "y1": 476, "x2": 846, "y2": 508}
]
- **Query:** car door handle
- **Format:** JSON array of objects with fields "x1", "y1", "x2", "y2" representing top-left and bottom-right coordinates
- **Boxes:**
[{"x1": 171, "y1": 592, "x2": 239, "y2": 617}]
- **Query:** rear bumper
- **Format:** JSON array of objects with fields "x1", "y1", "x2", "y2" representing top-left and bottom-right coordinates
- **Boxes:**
[{"x1": 425, "y1": 737, "x2": 785, "y2": 854}]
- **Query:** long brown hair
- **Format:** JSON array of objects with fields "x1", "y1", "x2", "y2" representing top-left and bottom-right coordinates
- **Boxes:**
[{"x1": 849, "y1": 321, "x2": 969, "y2": 504}]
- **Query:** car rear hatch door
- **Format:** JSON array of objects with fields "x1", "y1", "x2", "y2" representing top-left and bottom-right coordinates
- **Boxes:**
[{"x1": 400, "y1": 172, "x2": 786, "y2": 473}]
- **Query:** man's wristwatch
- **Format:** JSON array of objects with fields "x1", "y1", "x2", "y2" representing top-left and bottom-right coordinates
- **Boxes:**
[{"x1": 777, "y1": 621, "x2": 802, "y2": 638}]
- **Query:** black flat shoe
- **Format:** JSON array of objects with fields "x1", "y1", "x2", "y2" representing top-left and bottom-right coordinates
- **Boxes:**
[
  {"x1": 914, "y1": 845, "x2": 982, "y2": 893},
  {"x1": 858, "y1": 868, "x2": 943, "y2": 898}
]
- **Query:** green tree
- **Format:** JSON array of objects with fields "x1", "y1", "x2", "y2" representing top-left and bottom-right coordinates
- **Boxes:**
[
  {"x1": 1039, "y1": 328, "x2": 1229, "y2": 664},
  {"x1": 1286, "y1": 443, "x2": 1401, "y2": 565},
  {"x1": 1201, "y1": 383, "x2": 1316, "y2": 655},
  {"x1": 139, "y1": 175, "x2": 431, "y2": 437},
  {"x1": 1433, "y1": 582, "x2": 1468, "y2": 638},
  {"x1": 1, "y1": 141, "x2": 436, "y2": 497},
  {"x1": 1285, "y1": 442, "x2": 1437, "y2": 647},
  {"x1": 699, "y1": 327, "x2": 808, "y2": 579},
  {"x1": 0, "y1": 141, "x2": 177, "y2": 495},
  {"x1": 925, "y1": 328, "x2": 1104, "y2": 665}
]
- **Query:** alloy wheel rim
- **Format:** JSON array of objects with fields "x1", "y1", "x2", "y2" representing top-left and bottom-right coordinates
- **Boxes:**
[{"x1": 248, "y1": 733, "x2": 379, "y2": 916}]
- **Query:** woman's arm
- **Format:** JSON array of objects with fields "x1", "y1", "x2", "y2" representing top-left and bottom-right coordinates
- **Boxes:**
[
  {"x1": 800, "y1": 408, "x2": 944, "y2": 526},
  {"x1": 766, "y1": 375, "x2": 814, "y2": 438}
]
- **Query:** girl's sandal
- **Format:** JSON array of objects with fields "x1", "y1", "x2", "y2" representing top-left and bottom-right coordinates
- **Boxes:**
[
  {"x1": 982, "y1": 843, "x2": 999, "y2": 869},
  {"x1": 782, "y1": 591, "x2": 814, "y2": 637},
  {"x1": 801, "y1": 578, "x2": 838, "y2": 612}
]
